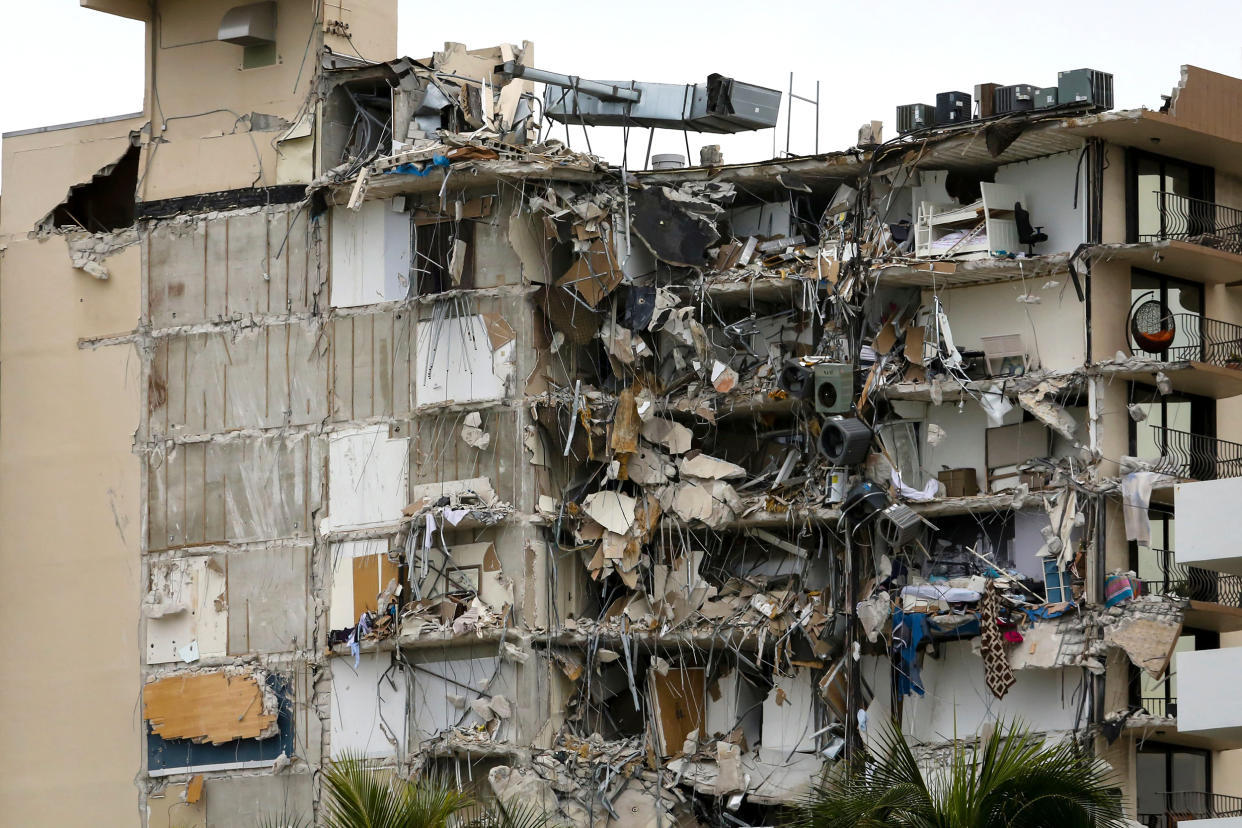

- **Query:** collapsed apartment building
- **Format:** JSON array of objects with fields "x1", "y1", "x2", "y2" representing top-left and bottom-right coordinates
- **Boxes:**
[{"x1": 6, "y1": 1, "x2": 1242, "y2": 826}]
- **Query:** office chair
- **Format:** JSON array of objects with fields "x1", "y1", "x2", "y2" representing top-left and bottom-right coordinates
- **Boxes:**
[{"x1": 1014, "y1": 201, "x2": 1048, "y2": 255}]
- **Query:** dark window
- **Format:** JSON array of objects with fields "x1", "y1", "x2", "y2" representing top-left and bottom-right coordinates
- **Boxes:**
[
  {"x1": 1126, "y1": 149, "x2": 1215, "y2": 243},
  {"x1": 413, "y1": 220, "x2": 473, "y2": 294},
  {"x1": 1136, "y1": 743, "x2": 1211, "y2": 823}
]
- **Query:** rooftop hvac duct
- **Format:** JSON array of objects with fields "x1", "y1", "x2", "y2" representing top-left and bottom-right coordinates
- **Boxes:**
[
  {"x1": 501, "y1": 62, "x2": 781, "y2": 134},
  {"x1": 219, "y1": 1, "x2": 276, "y2": 46}
]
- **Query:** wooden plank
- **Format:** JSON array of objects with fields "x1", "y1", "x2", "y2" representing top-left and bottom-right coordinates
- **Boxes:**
[
  {"x1": 648, "y1": 668, "x2": 704, "y2": 756},
  {"x1": 142, "y1": 672, "x2": 276, "y2": 744},
  {"x1": 352, "y1": 553, "x2": 398, "y2": 619}
]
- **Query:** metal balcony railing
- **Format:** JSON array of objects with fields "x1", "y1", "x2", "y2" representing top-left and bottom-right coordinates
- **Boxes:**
[
  {"x1": 1138, "y1": 791, "x2": 1242, "y2": 828},
  {"x1": 1148, "y1": 425, "x2": 1242, "y2": 482},
  {"x1": 1138, "y1": 695, "x2": 1177, "y2": 718},
  {"x1": 1140, "y1": 548, "x2": 1242, "y2": 607},
  {"x1": 1147, "y1": 312, "x2": 1242, "y2": 368},
  {"x1": 1141, "y1": 191, "x2": 1242, "y2": 255}
]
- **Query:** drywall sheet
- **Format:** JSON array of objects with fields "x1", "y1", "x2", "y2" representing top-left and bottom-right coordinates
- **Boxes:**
[
  {"x1": 409, "y1": 651, "x2": 503, "y2": 744},
  {"x1": 704, "y1": 667, "x2": 763, "y2": 748},
  {"x1": 762, "y1": 669, "x2": 816, "y2": 753},
  {"x1": 328, "y1": 539, "x2": 388, "y2": 631},
  {"x1": 330, "y1": 200, "x2": 410, "y2": 307},
  {"x1": 205, "y1": 773, "x2": 312, "y2": 828},
  {"x1": 415, "y1": 313, "x2": 513, "y2": 405},
  {"x1": 148, "y1": 434, "x2": 322, "y2": 550},
  {"x1": 147, "y1": 205, "x2": 320, "y2": 327},
  {"x1": 322, "y1": 425, "x2": 409, "y2": 531},
  {"x1": 330, "y1": 653, "x2": 408, "y2": 759},
  {"x1": 149, "y1": 322, "x2": 327, "y2": 438},
  {"x1": 146, "y1": 556, "x2": 228, "y2": 665},
  {"x1": 329, "y1": 309, "x2": 415, "y2": 423},
  {"x1": 226, "y1": 545, "x2": 309, "y2": 655},
  {"x1": 146, "y1": 675, "x2": 295, "y2": 772}
]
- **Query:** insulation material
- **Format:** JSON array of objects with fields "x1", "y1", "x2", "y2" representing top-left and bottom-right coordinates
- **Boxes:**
[
  {"x1": 415, "y1": 314, "x2": 514, "y2": 405},
  {"x1": 322, "y1": 425, "x2": 409, "y2": 532},
  {"x1": 145, "y1": 556, "x2": 228, "y2": 665},
  {"x1": 226, "y1": 545, "x2": 309, "y2": 655},
  {"x1": 762, "y1": 669, "x2": 816, "y2": 753},
  {"x1": 147, "y1": 434, "x2": 322, "y2": 549},
  {"x1": 329, "y1": 539, "x2": 389, "y2": 631},
  {"x1": 142, "y1": 670, "x2": 279, "y2": 744},
  {"x1": 147, "y1": 205, "x2": 320, "y2": 328},
  {"x1": 330, "y1": 200, "x2": 411, "y2": 307},
  {"x1": 330, "y1": 653, "x2": 408, "y2": 758}
]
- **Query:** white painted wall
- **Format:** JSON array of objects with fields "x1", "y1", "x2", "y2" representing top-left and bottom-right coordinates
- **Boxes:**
[
  {"x1": 330, "y1": 652, "x2": 409, "y2": 759},
  {"x1": 408, "y1": 653, "x2": 505, "y2": 745},
  {"x1": 993, "y1": 151, "x2": 1087, "y2": 255},
  {"x1": 762, "y1": 668, "x2": 817, "y2": 753},
  {"x1": 1175, "y1": 478, "x2": 1242, "y2": 576},
  {"x1": 931, "y1": 277, "x2": 1087, "y2": 370},
  {"x1": 415, "y1": 314, "x2": 513, "y2": 405},
  {"x1": 322, "y1": 426, "x2": 409, "y2": 532},
  {"x1": 145, "y1": 556, "x2": 228, "y2": 665},
  {"x1": 330, "y1": 199, "x2": 410, "y2": 308},
  {"x1": 862, "y1": 640, "x2": 1081, "y2": 745},
  {"x1": 1180, "y1": 819, "x2": 1242, "y2": 827}
]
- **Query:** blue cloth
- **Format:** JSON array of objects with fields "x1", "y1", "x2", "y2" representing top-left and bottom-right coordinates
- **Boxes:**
[
  {"x1": 387, "y1": 155, "x2": 450, "y2": 176},
  {"x1": 892, "y1": 608, "x2": 928, "y2": 697}
]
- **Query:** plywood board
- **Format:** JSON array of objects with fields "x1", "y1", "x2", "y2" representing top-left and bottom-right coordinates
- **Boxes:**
[
  {"x1": 143, "y1": 672, "x2": 277, "y2": 744},
  {"x1": 649, "y1": 668, "x2": 705, "y2": 756},
  {"x1": 352, "y1": 553, "x2": 399, "y2": 619}
]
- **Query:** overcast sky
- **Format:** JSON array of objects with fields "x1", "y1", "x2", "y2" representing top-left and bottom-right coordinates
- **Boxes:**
[{"x1": 2, "y1": 0, "x2": 1241, "y2": 188}]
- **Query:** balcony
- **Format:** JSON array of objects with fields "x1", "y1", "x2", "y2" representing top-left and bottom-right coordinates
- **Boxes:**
[
  {"x1": 1147, "y1": 426, "x2": 1242, "y2": 482},
  {"x1": 1175, "y1": 648, "x2": 1242, "y2": 748},
  {"x1": 1139, "y1": 548, "x2": 1242, "y2": 632},
  {"x1": 1142, "y1": 192, "x2": 1242, "y2": 256},
  {"x1": 1175, "y1": 478, "x2": 1242, "y2": 578},
  {"x1": 1139, "y1": 792, "x2": 1242, "y2": 828}
]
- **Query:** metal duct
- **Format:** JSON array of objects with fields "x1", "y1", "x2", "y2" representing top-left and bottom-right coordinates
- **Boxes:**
[
  {"x1": 219, "y1": 1, "x2": 276, "y2": 47},
  {"x1": 510, "y1": 63, "x2": 780, "y2": 134}
]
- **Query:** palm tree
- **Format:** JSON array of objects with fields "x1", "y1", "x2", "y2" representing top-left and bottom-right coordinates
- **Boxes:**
[
  {"x1": 787, "y1": 720, "x2": 1128, "y2": 828},
  {"x1": 257, "y1": 753, "x2": 550, "y2": 828}
]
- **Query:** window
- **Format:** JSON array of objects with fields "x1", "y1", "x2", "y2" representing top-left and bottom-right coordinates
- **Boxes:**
[
  {"x1": 1126, "y1": 149, "x2": 1214, "y2": 243},
  {"x1": 1136, "y1": 743, "x2": 1211, "y2": 822}
]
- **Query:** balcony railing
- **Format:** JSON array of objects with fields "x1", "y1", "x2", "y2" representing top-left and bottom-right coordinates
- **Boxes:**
[
  {"x1": 1141, "y1": 191, "x2": 1242, "y2": 255},
  {"x1": 1138, "y1": 695, "x2": 1177, "y2": 718},
  {"x1": 1147, "y1": 312, "x2": 1242, "y2": 368},
  {"x1": 1139, "y1": 791, "x2": 1242, "y2": 828},
  {"x1": 1148, "y1": 425, "x2": 1242, "y2": 482},
  {"x1": 1140, "y1": 548, "x2": 1242, "y2": 607}
]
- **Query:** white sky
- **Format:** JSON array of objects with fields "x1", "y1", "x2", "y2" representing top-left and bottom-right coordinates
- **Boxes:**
[{"x1": 2, "y1": 0, "x2": 1241, "y2": 189}]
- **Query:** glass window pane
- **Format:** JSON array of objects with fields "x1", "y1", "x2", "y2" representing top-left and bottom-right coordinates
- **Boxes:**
[
  {"x1": 1137, "y1": 159, "x2": 1163, "y2": 239},
  {"x1": 1137, "y1": 752, "x2": 1167, "y2": 814},
  {"x1": 1171, "y1": 750, "x2": 1208, "y2": 792}
]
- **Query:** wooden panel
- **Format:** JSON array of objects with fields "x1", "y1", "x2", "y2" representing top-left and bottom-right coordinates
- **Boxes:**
[
  {"x1": 352, "y1": 553, "x2": 398, "y2": 619},
  {"x1": 649, "y1": 668, "x2": 705, "y2": 756},
  {"x1": 142, "y1": 672, "x2": 276, "y2": 744}
]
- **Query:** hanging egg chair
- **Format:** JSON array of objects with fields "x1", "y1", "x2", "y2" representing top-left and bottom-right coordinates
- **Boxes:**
[{"x1": 1128, "y1": 292, "x2": 1176, "y2": 355}]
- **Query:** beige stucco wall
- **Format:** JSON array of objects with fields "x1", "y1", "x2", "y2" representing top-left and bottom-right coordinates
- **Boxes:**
[
  {"x1": 0, "y1": 238, "x2": 141, "y2": 824},
  {"x1": 137, "y1": 0, "x2": 397, "y2": 202}
]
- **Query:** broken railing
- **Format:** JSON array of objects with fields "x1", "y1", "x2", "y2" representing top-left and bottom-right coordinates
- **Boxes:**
[
  {"x1": 1138, "y1": 791, "x2": 1242, "y2": 828},
  {"x1": 1140, "y1": 548, "x2": 1242, "y2": 607},
  {"x1": 1138, "y1": 695, "x2": 1176, "y2": 719},
  {"x1": 1148, "y1": 425, "x2": 1242, "y2": 481},
  {"x1": 1142, "y1": 191, "x2": 1242, "y2": 255}
]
